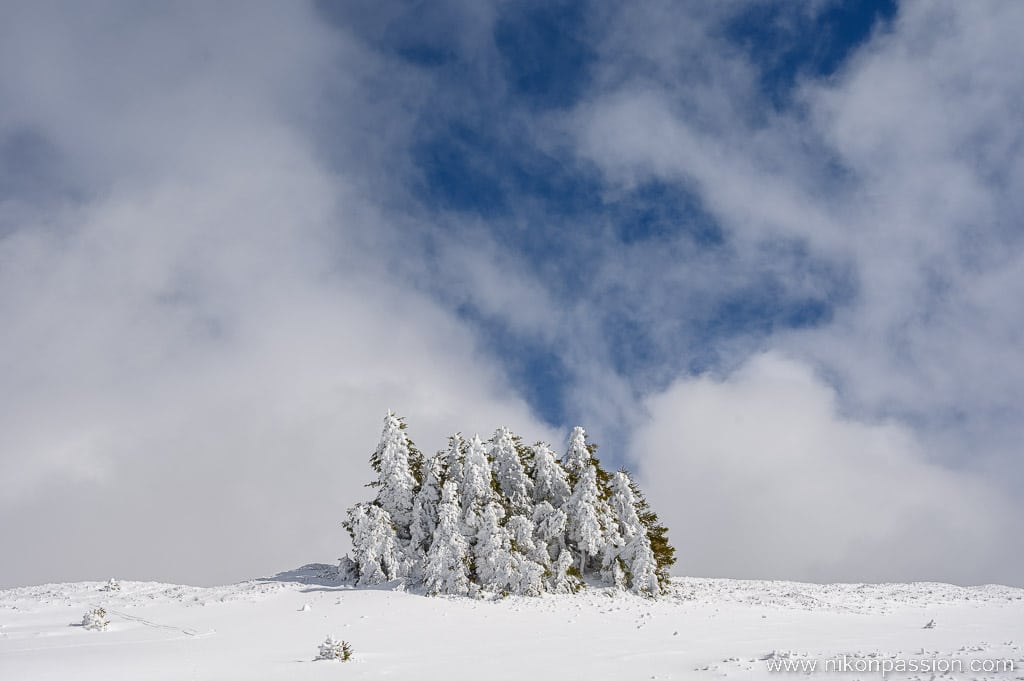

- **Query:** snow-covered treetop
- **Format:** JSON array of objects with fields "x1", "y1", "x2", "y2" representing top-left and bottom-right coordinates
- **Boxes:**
[
  {"x1": 489, "y1": 427, "x2": 533, "y2": 515},
  {"x1": 532, "y1": 442, "x2": 570, "y2": 508},
  {"x1": 609, "y1": 471, "x2": 643, "y2": 539},
  {"x1": 562, "y1": 425, "x2": 591, "y2": 482},
  {"x1": 370, "y1": 411, "x2": 420, "y2": 537},
  {"x1": 460, "y1": 435, "x2": 494, "y2": 522},
  {"x1": 343, "y1": 413, "x2": 676, "y2": 598}
]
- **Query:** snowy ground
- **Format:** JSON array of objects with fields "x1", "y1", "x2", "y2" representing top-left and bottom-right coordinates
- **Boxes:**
[{"x1": 2, "y1": 565, "x2": 1022, "y2": 681}]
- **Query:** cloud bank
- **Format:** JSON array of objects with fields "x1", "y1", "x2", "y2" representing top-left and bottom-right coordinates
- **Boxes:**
[
  {"x1": 0, "y1": 2, "x2": 553, "y2": 587},
  {"x1": 632, "y1": 353, "x2": 1015, "y2": 585},
  {"x1": 2, "y1": 0, "x2": 1022, "y2": 587}
]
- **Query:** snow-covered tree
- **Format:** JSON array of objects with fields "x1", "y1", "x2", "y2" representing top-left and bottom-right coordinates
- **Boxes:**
[
  {"x1": 562, "y1": 427, "x2": 624, "y2": 584},
  {"x1": 337, "y1": 555, "x2": 358, "y2": 582},
  {"x1": 623, "y1": 531, "x2": 660, "y2": 596},
  {"x1": 505, "y1": 514, "x2": 532, "y2": 552},
  {"x1": 443, "y1": 433, "x2": 465, "y2": 487},
  {"x1": 603, "y1": 472, "x2": 644, "y2": 591},
  {"x1": 608, "y1": 472, "x2": 644, "y2": 536},
  {"x1": 344, "y1": 502, "x2": 403, "y2": 585},
  {"x1": 506, "y1": 514, "x2": 546, "y2": 595},
  {"x1": 409, "y1": 454, "x2": 444, "y2": 568},
  {"x1": 369, "y1": 411, "x2": 420, "y2": 540},
  {"x1": 473, "y1": 502, "x2": 515, "y2": 593},
  {"x1": 489, "y1": 428, "x2": 534, "y2": 515},
  {"x1": 548, "y1": 547, "x2": 581, "y2": 594},
  {"x1": 627, "y1": 475, "x2": 676, "y2": 591},
  {"x1": 565, "y1": 462, "x2": 606, "y2": 576},
  {"x1": 562, "y1": 426, "x2": 592, "y2": 484},
  {"x1": 460, "y1": 434, "x2": 496, "y2": 537},
  {"x1": 531, "y1": 442, "x2": 571, "y2": 509},
  {"x1": 600, "y1": 528, "x2": 627, "y2": 588},
  {"x1": 530, "y1": 500, "x2": 563, "y2": 567},
  {"x1": 422, "y1": 481, "x2": 472, "y2": 596}
]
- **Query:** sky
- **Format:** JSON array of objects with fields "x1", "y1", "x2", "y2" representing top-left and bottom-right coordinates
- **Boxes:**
[{"x1": 1, "y1": 0, "x2": 1022, "y2": 588}]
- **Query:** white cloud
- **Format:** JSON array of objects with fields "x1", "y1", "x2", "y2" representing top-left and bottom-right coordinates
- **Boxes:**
[
  {"x1": 631, "y1": 352, "x2": 1017, "y2": 585},
  {"x1": 0, "y1": 2, "x2": 554, "y2": 587},
  {"x1": 560, "y1": 0, "x2": 1024, "y2": 584}
]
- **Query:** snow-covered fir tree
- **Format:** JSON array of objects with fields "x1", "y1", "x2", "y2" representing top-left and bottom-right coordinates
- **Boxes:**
[
  {"x1": 409, "y1": 454, "x2": 444, "y2": 573},
  {"x1": 422, "y1": 481, "x2": 472, "y2": 596},
  {"x1": 344, "y1": 502, "x2": 403, "y2": 585},
  {"x1": 531, "y1": 442, "x2": 570, "y2": 508},
  {"x1": 626, "y1": 474, "x2": 676, "y2": 591},
  {"x1": 489, "y1": 427, "x2": 534, "y2": 515},
  {"x1": 443, "y1": 433, "x2": 465, "y2": 487},
  {"x1": 564, "y1": 461, "x2": 606, "y2": 575},
  {"x1": 343, "y1": 413, "x2": 675, "y2": 597},
  {"x1": 531, "y1": 500, "x2": 566, "y2": 562},
  {"x1": 562, "y1": 426, "x2": 592, "y2": 484},
  {"x1": 473, "y1": 501, "x2": 515, "y2": 593},
  {"x1": 369, "y1": 411, "x2": 421, "y2": 540},
  {"x1": 505, "y1": 513, "x2": 547, "y2": 595},
  {"x1": 459, "y1": 434, "x2": 496, "y2": 538},
  {"x1": 608, "y1": 471, "x2": 659, "y2": 595}
]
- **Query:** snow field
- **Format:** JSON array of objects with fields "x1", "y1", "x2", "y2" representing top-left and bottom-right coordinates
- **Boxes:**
[{"x1": 2, "y1": 568, "x2": 1022, "y2": 681}]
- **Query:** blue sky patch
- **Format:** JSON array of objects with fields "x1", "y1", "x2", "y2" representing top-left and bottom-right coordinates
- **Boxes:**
[
  {"x1": 724, "y1": 0, "x2": 897, "y2": 106},
  {"x1": 494, "y1": 1, "x2": 597, "y2": 110}
]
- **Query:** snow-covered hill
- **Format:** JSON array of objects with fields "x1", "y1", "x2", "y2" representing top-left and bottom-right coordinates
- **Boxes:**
[{"x1": 2, "y1": 565, "x2": 1022, "y2": 681}]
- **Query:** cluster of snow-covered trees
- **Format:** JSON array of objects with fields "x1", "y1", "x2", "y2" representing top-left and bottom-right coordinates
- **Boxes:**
[{"x1": 341, "y1": 412, "x2": 675, "y2": 597}]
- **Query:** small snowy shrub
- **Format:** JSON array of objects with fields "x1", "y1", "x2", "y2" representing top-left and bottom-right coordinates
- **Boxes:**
[
  {"x1": 102, "y1": 578, "x2": 121, "y2": 592},
  {"x1": 316, "y1": 635, "x2": 353, "y2": 661},
  {"x1": 337, "y1": 555, "x2": 358, "y2": 582},
  {"x1": 82, "y1": 607, "x2": 109, "y2": 631}
]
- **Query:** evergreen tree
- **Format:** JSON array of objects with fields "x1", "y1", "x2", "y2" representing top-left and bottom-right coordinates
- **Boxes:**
[
  {"x1": 562, "y1": 427, "x2": 622, "y2": 584},
  {"x1": 624, "y1": 531, "x2": 660, "y2": 596},
  {"x1": 409, "y1": 454, "x2": 444, "y2": 569},
  {"x1": 369, "y1": 411, "x2": 420, "y2": 540},
  {"x1": 506, "y1": 514, "x2": 546, "y2": 596},
  {"x1": 506, "y1": 513, "x2": 536, "y2": 556},
  {"x1": 422, "y1": 481, "x2": 472, "y2": 596},
  {"x1": 473, "y1": 501, "x2": 515, "y2": 593},
  {"x1": 344, "y1": 502, "x2": 402, "y2": 585},
  {"x1": 460, "y1": 434, "x2": 496, "y2": 540},
  {"x1": 489, "y1": 427, "x2": 534, "y2": 515},
  {"x1": 510, "y1": 552, "x2": 547, "y2": 596},
  {"x1": 531, "y1": 501, "x2": 567, "y2": 557},
  {"x1": 564, "y1": 462, "x2": 605, "y2": 576},
  {"x1": 443, "y1": 433, "x2": 465, "y2": 487},
  {"x1": 531, "y1": 499, "x2": 568, "y2": 584},
  {"x1": 548, "y1": 547, "x2": 582, "y2": 594},
  {"x1": 531, "y1": 442, "x2": 571, "y2": 509},
  {"x1": 599, "y1": 524, "x2": 627, "y2": 588},
  {"x1": 628, "y1": 476, "x2": 676, "y2": 591},
  {"x1": 562, "y1": 426, "x2": 591, "y2": 484},
  {"x1": 609, "y1": 471, "x2": 661, "y2": 595}
]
